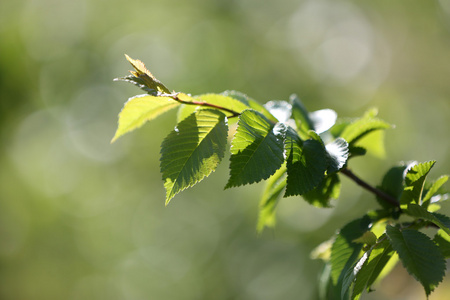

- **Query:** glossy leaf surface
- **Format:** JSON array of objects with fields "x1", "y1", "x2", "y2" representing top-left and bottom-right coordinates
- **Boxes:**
[
  {"x1": 226, "y1": 110, "x2": 286, "y2": 188},
  {"x1": 160, "y1": 109, "x2": 228, "y2": 204},
  {"x1": 325, "y1": 138, "x2": 349, "y2": 173}
]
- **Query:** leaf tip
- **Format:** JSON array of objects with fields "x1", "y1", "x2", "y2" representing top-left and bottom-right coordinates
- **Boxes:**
[{"x1": 110, "y1": 130, "x2": 122, "y2": 144}]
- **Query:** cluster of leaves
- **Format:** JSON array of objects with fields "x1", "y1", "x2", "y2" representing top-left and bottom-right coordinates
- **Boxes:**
[
  {"x1": 312, "y1": 160, "x2": 449, "y2": 299},
  {"x1": 113, "y1": 55, "x2": 449, "y2": 299}
]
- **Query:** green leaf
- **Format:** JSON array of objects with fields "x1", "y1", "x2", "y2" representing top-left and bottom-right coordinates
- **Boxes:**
[
  {"x1": 176, "y1": 103, "x2": 197, "y2": 123},
  {"x1": 176, "y1": 92, "x2": 253, "y2": 122},
  {"x1": 347, "y1": 146, "x2": 367, "y2": 158},
  {"x1": 326, "y1": 138, "x2": 349, "y2": 173},
  {"x1": 433, "y1": 213, "x2": 450, "y2": 230},
  {"x1": 352, "y1": 232, "x2": 377, "y2": 246},
  {"x1": 405, "y1": 161, "x2": 436, "y2": 186},
  {"x1": 376, "y1": 164, "x2": 408, "y2": 208},
  {"x1": 160, "y1": 109, "x2": 228, "y2": 204},
  {"x1": 225, "y1": 110, "x2": 286, "y2": 188},
  {"x1": 111, "y1": 95, "x2": 180, "y2": 143},
  {"x1": 290, "y1": 94, "x2": 314, "y2": 139},
  {"x1": 355, "y1": 130, "x2": 387, "y2": 159},
  {"x1": 400, "y1": 161, "x2": 436, "y2": 206},
  {"x1": 422, "y1": 175, "x2": 449, "y2": 208},
  {"x1": 114, "y1": 75, "x2": 159, "y2": 94},
  {"x1": 341, "y1": 249, "x2": 371, "y2": 300},
  {"x1": 386, "y1": 226, "x2": 446, "y2": 296},
  {"x1": 405, "y1": 204, "x2": 450, "y2": 236},
  {"x1": 289, "y1": 94, "x2": 338, "y2": 137},
  {"x1": 329, "y1": 121, "x2": 349, "y2": 138},
  {"x1": 115, "y1": 54, "x2": 170, "y2": 95},
  {"x1": 196, "y1": 93, "x2": 252, "y2": 118},
  {"x1": 339, "y1": 109, "x2": 391, "y2": 145},
  {"x1": 256, "y1": 165, "x2": 287, "y2": 233},
  {"x1": 222, "y1": 90, "x2": 278, "y2": 123},
  {"x1": 365, "y1": 250, "x2": 398, "y2": 292},
  {"x1": 329, "y1": 216, "x2": 372, "y2": 298},
  {"x1": 284, "y1": 128, "x2": 328, "y2": 196},
  {"x1": 302, "y1": 173, "x2": 341, "y2": 207},
  {"x1": 351, "y1": 237, "x2": 395, "y2": 300},
  {"x1": 434, "y1": 230, "x2": 450, "y2": 258}
]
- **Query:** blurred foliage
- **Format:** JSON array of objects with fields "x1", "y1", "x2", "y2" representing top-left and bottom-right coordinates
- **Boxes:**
[{"x1": 0, "y1": 0, "x2": 449, "y2": 299}]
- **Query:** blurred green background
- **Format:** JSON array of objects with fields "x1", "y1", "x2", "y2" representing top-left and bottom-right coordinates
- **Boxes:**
[{"x1": 1, "y1": 0, "x2": 449, "y2": 299}]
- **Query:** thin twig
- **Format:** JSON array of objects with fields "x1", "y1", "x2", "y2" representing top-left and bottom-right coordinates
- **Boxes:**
[
  {"x1": 166, "y1": 92, "x2": 241, "y2": 118},
  {"x1": 340, "y1": 168, "x2": 400, "y2": 207}
]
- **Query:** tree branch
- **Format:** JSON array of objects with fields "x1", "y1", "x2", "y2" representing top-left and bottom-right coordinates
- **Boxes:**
[
  {"x1": 340, "y1": 168, "x2": 400, "y2": 207},
  {"x1": 166, "y1": 92, "x2": 241, "y2": 118}
]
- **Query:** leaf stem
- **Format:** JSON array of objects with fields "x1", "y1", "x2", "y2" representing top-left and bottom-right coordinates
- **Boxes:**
[
  {"x1": 166, "y1": 92, "x2": 241, "y2": 118},
  {"x1": 340, "y1": 168, "x2": 400, "y2": 207}
]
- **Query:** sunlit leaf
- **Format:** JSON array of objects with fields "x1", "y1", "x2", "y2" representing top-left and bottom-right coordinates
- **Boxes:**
[
  {"x1": 356, "y1": 130, "x2": 387, "y2": 159},
  {"x1": 328, "y1": 216, "x2": 372, "y2": 299},
  {"x1": 329, "y1": 120, "x2": 349, "y2": 138},
  {"x1": 115, "y1": 54, "x2": 170, "y2": 95},
  {"x1": 160, "y1": 109, "x2": 228, "y2": 204},
  {"x1": 341, "y1": 249, "x2": 371, "y2": 300},
  {"x1": 422, "y1": 175, "x2": 449, "y2": 208},
  {"x1": 111, "y1": 95, "x2": 180, "y2": 143},
  {"x1": 225, "y1": 110, "x2": 286, "y2": 188},
  {"x1": 256, "y1": 165, "x2": 287, "y2": 233},
  {"x1": 326, "y1": 138, "x2": 349, "y2": 173},
  {"x1": 177, "y1": 103, "x2": 198, "y2": 122},
  {"x1": 222, "y1": 90, "x2": 278, "y2": 123},
  {"x1": 176, "y1": 92, "x2": 253, "y2": 123},
  {"x1": 114, "y1": 75, "x2": 158, "y2": 94},
  {"x1": 339, "y1": 109, "x2": 391, "y2": 145},
  {"x1": 284, "y1": 128, "x2": 328, "y2": 196},
  {"x1": 386, "y1": 226, "x2": 446, "y2": 296},
  {"x1": 290, "y1": 94, "x2": 314, "y2": 139},
  {"x1": 404, "y1": 161, "x2": 435, "y2": 186},
  {"x1": 196, "y1": 93, "x2": 252, "y2": 118},
  {"x1": 400, "y1": 161, "x2": 436, "y2": 206},
  {"x1": 351, "y1": 237, "x2": 395, "y2": 300}
]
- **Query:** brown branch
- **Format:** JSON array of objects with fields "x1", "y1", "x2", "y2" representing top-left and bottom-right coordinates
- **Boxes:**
[
  {"x1": 340, "y1": 168, "x2": 400, "y2": 207},
  {"x1": 166, "y1": 92, "x2": 241, "y2": 118}
]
